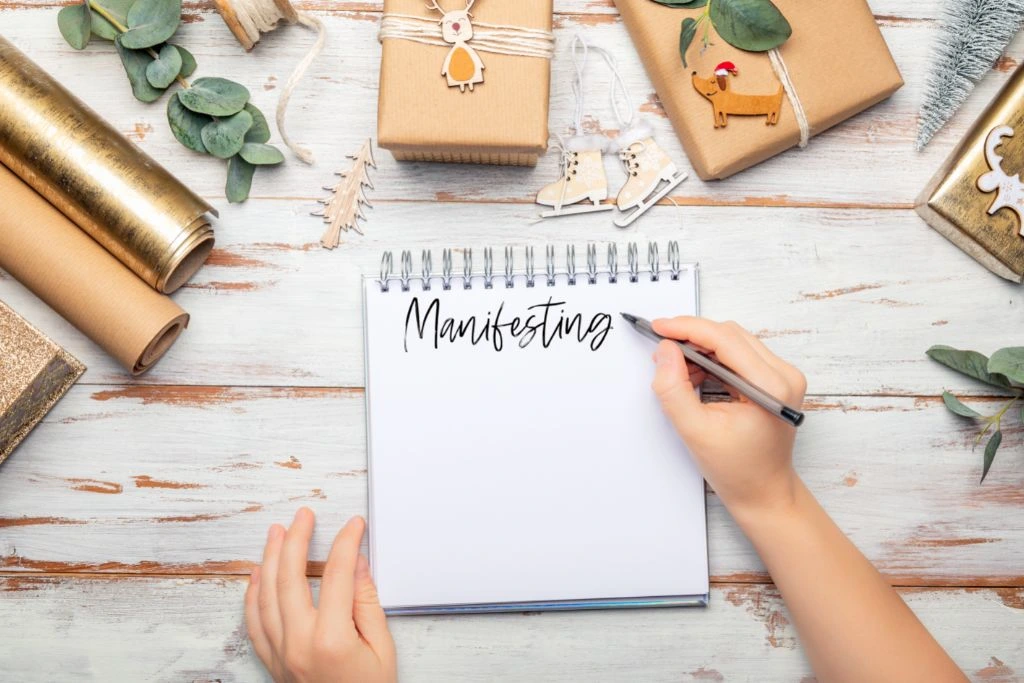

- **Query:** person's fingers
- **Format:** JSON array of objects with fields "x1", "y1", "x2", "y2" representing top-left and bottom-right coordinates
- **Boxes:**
[
  {"x1": 245, "y1": 566, "x2": 275, "y2": 666},
  {"x1": 258, "y1": 524, "x2": 286, "y2": 648},
  {"x1": 651, "y1": 340, "x2": 708, "y2": 438},
  {"x1": 652, "y1": 317, "x2": 789, "y2": 397},
  {"x1": 353, "y1": 553, "x2": 394, "y2": 660},
  {"x1": 317, "y1": 516, "x2": 365, "y2": 638},
  {"x1": 730, "y1": 326, "x2": 808, "y2": 398},
  {"x1": 277, "y1": 507, "x2": 316, "y2": 634}
]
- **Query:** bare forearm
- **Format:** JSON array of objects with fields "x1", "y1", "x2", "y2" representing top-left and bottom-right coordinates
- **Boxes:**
[{"x1": 733, "y1": 477, "x2": 966, "y2": 683}]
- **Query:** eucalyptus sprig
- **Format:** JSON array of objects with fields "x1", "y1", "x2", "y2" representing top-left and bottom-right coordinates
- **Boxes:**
[
  {"x1": 57, "y1": 0, "x2": 283, "y2": 202},
  {"x1": 927, "y1": 345, "x2": 1024, "y2": 482},
  {"x1": 650, "y1": 0, "x2": 792, "y2": 68}
]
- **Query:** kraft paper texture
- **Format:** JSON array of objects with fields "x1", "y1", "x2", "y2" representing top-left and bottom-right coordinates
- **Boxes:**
[
  {"x1": 0, "y1": 300, "x2": 85, "y2": 464},
  {"x1": 614, "y1": 0, "x2": 904, "y2": 180},
  {"x1": 377, "y1": 0, "x2": 552, "y2": 166},
  {"x1": 0, "y1": 36, "x2": 215, "y2": 294},
  {"x1": 916, "y1": 64, "x2": 1024, "y2": 283},
  {"x1": 0, "y1": 163, "x2": 189, "y2": 375}
]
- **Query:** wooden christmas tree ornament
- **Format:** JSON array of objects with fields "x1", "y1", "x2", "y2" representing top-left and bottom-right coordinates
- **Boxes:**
[
  {"x1": 692, "y1": 62, "x2": 784, "y2": 129},
  {"x1": 314, "y1": 139, "x2": 377, "y2": 249}
]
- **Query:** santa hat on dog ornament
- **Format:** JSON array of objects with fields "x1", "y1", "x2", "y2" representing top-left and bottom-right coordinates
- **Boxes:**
[{"x1": 715, "y1": 61, "x2": 738, "y2": 88}]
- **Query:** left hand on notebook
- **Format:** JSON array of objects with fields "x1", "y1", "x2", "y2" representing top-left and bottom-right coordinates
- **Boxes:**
[{"x1": 245, "y1": 509, "x2": 397, "y2": 683}]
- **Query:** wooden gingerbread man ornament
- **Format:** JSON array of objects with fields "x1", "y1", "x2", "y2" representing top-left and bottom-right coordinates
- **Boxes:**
[
  {"x1": 428, "y1": 0, "x2": 485, "y2": 92},
  {"x1": 692, "y1": 61, "x2": 783, "y2": 128}
]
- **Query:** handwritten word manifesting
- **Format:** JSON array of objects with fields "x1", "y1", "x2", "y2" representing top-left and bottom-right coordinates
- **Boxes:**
[{"x1": 404, "y1": 296, "x2": 613, "y2": 352}]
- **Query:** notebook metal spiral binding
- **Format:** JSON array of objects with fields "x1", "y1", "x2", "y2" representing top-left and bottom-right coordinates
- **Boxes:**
[{"x1": 377, "y1": 242, "x2": 683, "y2": 292}]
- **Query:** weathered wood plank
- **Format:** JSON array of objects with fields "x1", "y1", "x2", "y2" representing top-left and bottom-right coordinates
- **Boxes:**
[
  {"x1": 0, "y1": 0, "x2": 960, "y2": 20},
  {"x1": 1, "y1": 203, "x2": 1018, "y2": 393},
  {"x1": 0, "y1": 576, "x2": 1020, "y2": 682},
  {"x1": 1, "y1": 389, "x2": 1021, "y2": 584},
  {"x1": 0, "y1": 9, "x2": 1018, "y2": 206}
]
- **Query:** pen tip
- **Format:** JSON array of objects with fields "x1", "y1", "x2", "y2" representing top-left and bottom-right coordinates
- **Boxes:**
[{"x1": 620, "y1": 312, "x2": 636, "y2": 324}]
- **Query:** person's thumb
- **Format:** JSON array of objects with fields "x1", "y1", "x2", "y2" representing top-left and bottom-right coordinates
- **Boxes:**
[
  {"x1": 651, "y1": 339, "x2": 706, "y2": 438},
  {"x1": 353, "y1": 554, "x2": 394, "y2": 658}
]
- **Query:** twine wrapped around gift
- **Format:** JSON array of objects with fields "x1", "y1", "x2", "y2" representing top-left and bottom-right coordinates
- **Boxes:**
[
  {"x1": 768, "y1": 47, "x2": 810, "y2": 148},
  {"x1": 378, "y1": 14, "x2": 555, "y2": 60}
]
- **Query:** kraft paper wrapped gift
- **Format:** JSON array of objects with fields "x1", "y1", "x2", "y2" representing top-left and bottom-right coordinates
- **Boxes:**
[
  {"x1": 916, "y1": 64, "x2": 1024, "y2": 283},
  {"x1": 377, "y1": 0, "x2": 552, "y2": 166},
  {"x1": 614, "y1": 0, "x2": 903, "y2": 180},
  {"x1": 1, "y1": 300, "x2": 85, "y2": 465}
]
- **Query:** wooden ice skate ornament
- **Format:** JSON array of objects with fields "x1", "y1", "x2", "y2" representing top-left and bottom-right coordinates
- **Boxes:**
[
  {"x1": 427, "y1": 0, "x2": 485, "y2": 92},
  {"x1": 536, "y1": 35, "x2": 614, "y2": 219},
  {"x1": 691, "y1": 62, "x2": 784, "y2": 129},
  {"x1": 977, "y1": 124, "x2": 1024, "y2": 237},
  {"x1": 314, "y1": 139, "x2": 377, "y2": 248},
  {"x1": 613, "y1": 120, "x2": 688, "y2": 228}
]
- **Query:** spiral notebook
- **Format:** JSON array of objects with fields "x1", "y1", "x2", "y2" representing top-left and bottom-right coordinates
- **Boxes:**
[{"x1": 363, "y1": 242, "x2": 709, "y2": 615}]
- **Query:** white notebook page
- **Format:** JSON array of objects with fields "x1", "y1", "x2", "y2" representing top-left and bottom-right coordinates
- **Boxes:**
[{"x1": 364, "y1": 266, "x2": 708, "y2": 610}]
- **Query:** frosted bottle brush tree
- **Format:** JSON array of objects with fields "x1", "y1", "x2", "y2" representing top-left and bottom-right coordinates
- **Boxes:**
[
  {"x1": 916, "y1": 0, "x2": 1024, "y2": 150},
  {"x1": 57, "y1": 0, "x2": 284, "y2": 202}
]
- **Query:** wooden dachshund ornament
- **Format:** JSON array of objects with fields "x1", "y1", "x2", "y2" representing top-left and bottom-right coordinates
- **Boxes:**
[
  {"x1": 428, "y1": 0, "x2": 485, "y2": 92},
  {"x1": 692, "y1": 62, "x2": 783, "y2": 128}
]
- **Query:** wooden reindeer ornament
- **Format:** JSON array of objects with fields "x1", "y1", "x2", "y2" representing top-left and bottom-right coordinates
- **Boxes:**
[
  {"x1": 428, "y1": 0, "x2": 485, "y2": 92},
  {"x1": 977, "y1": 124, "x2": 1024, "y2": 237},
  {"x1": 692, "y1": 62, "x2": 783, "y2": 129}
]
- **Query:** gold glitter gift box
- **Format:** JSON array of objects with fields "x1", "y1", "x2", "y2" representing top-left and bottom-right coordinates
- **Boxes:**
[
  {"x1": 0, "y1": 300, "x2": 85, "y2": 465},
  {"x1": 917, "y1": 64, "x2": 1024, "y2": 283}
]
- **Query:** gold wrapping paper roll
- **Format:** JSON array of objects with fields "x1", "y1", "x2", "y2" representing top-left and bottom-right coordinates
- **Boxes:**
[
  {"x1": 0, "y1": 163, "x2": 189, "y2": 375},
  {"x1": 0, "y1": 36, "x2": 217, "y2": 294}
]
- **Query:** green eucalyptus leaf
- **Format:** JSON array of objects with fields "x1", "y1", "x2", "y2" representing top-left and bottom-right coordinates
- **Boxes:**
[
  {"x1": 172, "y1": 43, "x2": 196, "y2": 77},
  {"x1": 145, "y1": 43, "x2": 182, "y2": 88},
  {"x1": 58, "y1": 3, "x2": 92, "y2": 50},
  {"x1": 941, "y1": 391, "x2": 982, "y2": 418},
  {"x1": 243, "y1": 103, "x2": 271, "y2": 143},
  {"x1": 988, "y1": 347, "x2": 1024, "y2": 386},
  {"x1": 927, "y1": 345, "x2": 1012, "y2": 389},
  {"x1": 201, "y1": 109, "x2": 253, "y2": 159},
  {"x1": 226, "y1": 155, "x2": 256, "y2": 203},
  {"x1": 167, "y1": 92, "x2": 209, "y2": 153},
  {"x1": 981, "y1": 430, "x2": 1002, "y2": 483},
  {"x1": 239, "y1": 142, "x2": 285, "y2": 165},
  {"x1": 114, "y1": 37, "x2": 164, "y2": 102},
  {"x1": 177, "y1": 77, "x2": 250, "y2": 116},
  {"x1": 651, "y1": 0, "x2": 707, "y2": 6},
  {"x1": 708, "y1": 0, "x2": 791, "y2": 52},
  {"x1": 679, "y1": 17, "x2": 699, "y2": 68},
  {"x1": 90, "y1": 0, "x2": 136, "y2": 40},
  {"x1": 119, "y1": 0, "x2": 180, "y2": 49}
]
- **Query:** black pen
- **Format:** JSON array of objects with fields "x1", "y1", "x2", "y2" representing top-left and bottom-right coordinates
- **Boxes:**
[{"x1": 621, "y1": 313, "x2": 805, "y2": 428}]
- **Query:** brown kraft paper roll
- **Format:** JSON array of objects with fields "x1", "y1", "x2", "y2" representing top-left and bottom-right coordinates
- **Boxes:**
[
  {"x1": 0, "y1": 36, "x2": 216, "y2": 294},
  {"x1": 0, "y1": 163, "x2": 188, "y2": 375}
]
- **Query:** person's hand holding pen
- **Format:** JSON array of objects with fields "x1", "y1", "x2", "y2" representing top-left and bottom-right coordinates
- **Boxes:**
[
  {"x1": 650, "y1": 316, "x2": 966, "y2": 683},
  {"x1": 649, "y1": 317, "x2": 807, "y2": 520}
]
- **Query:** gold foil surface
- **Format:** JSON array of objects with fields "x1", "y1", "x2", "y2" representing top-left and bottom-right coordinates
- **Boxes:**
[
  {"x1": 0, "y1": 36, "x2": 217, "y2": 294},
  {"x1": 0, "y1": 300, "x2": 85, "y2": 464},
  {"x1": 917, "y1": 64, "x2": 1024, "y2": 283}
]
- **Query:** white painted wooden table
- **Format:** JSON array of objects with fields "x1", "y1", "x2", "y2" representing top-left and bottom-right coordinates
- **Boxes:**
[{"x1": 1, "y1": 1, "x2": 1022, "y2": 680}]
